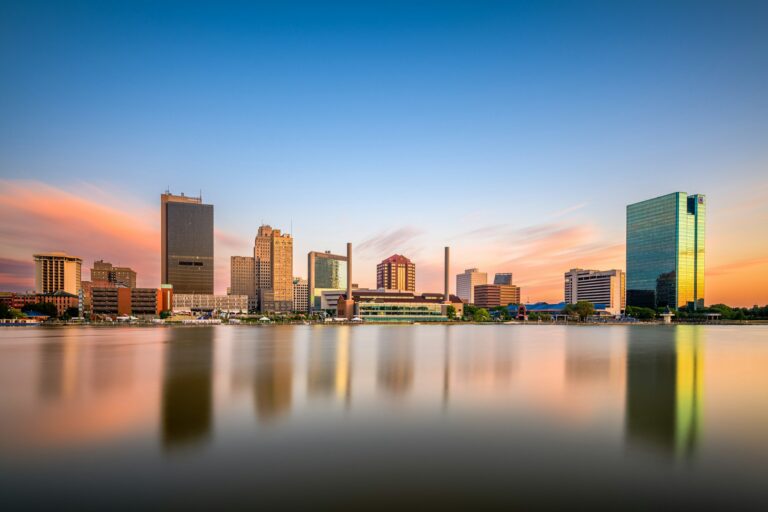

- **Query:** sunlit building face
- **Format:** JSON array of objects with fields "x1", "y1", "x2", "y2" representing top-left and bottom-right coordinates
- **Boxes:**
[{"x1": 626, "y1": 192, "x2": 705, "y2": 310}]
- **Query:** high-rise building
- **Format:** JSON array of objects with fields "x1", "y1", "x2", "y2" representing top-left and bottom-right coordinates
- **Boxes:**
[
  {"x1": 293, "y1": 278, "x2": 308, "y2": 313},
  {"x1": 626, "y1": 192, "x2": 705, "y2": 309},
  {"x1": 377, "y1": 254, "x2": 415, "y2": 292},
  {"x1": 230, "y1": 256, "x2": 256, "y2": 310},
  {"x1": 456, "y1": 268, "x2": 487, "y2": 304},
  {"x1": 493, "y1": 273, "x2": 513, "y2": 286},
  {"x1": 33, "y1": 252, "x2": 82, "y2": 295},
  {"x1": 307, "y1": 251, "x2": 348, "y2": 311},
  {"x1": 91, "y1": 260, "x2": 137, "y2": 288},
  {"x1": 564, "y1": 268, "x2": 625, "y2": 315},
  {"x1": 255, "y1": 225, "x2": 293, "y2": 312},
  {"x1": 473, "y1": 283, "x2": 521, "y2": 309},
  {"x1": 161, "y1": 192, "x2": 214, "y2": 294}
]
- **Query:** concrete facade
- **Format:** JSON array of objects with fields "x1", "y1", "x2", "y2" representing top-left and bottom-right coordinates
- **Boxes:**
[
  {"x1": 34, "y1": 252, "x2": 82, "y2": 295},
  {"x1": 564, "y1": 268, "x2": 625, "y2": 315},
  {"x1": 456, "y1": 268, "x2": 487, "y2": 305}
]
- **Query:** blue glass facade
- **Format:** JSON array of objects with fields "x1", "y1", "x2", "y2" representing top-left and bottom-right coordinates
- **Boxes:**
[{"x1": 626, "y1": 192, "x2": 705, "y2": 310}]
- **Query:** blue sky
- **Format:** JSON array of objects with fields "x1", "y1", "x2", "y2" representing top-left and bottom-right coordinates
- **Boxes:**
[{"x1": 1, "y1": 1, "x2": 767, "y2": 303}]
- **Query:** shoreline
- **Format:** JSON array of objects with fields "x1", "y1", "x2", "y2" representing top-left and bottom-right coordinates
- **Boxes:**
[{"x1": 2, "y1": 320, "x2": 766, "y2": 328}]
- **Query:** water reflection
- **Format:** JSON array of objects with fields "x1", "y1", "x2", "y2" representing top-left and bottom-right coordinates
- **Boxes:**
[
  {"x1": 625, "y1": 326, "x2": 703, "y2": 459},
  {"x1": 377, "y1": 327, "x2": 414, "y2": 397},
  {"x1": 3, "y1": 325, "x2": 768, "y2": 509},
  {"x1": 307, "y1": 326, "x2": 352, "y2": 405},
  {"x1": 253, "y1": 328, "x2": 294, "y2": 423},
  {"x1": 161, "y1": 327, "x2": 214, "y2": 450}
]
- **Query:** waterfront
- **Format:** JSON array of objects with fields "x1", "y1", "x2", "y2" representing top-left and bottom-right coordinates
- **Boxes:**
[{"x1": 1, "y1": 325, "x2": 767, "y2": 509}]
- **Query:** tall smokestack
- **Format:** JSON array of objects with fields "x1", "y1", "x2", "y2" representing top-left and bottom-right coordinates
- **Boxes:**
[
  {"x1": 444, "y1": 246, "x2": 450, "y2": 303},
  {"x1": 346, "y1": 242, "x2": 353, "y2": 299}
]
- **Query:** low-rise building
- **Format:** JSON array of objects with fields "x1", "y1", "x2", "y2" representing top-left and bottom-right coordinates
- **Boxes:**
[
  {"x1": 473, "y1": 283, "x2": 521, "y2": 309},
  {"x1": 36, "y1": 291, "x2": 79, "y2": 316},
  {"x1": 173, "y1": 294, "x2": 248, "y2": 313},
  {"x1": 337, "y1": 289, "x2": 463, "y2": 322},
  {"x1": 564, "y1": 268, "x2": 625, "y2": 315},
  {"x1": 92, "y1": 287, "x2": 160, "y2": 316}
]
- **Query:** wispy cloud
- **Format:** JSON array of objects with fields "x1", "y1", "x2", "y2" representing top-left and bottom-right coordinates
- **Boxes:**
[
  {"x1": 357, "y1": 226, "x2": 424, "y2": 257},
  {"x1": 548, "y1": 202, "x2": 589, "y2": 218}
]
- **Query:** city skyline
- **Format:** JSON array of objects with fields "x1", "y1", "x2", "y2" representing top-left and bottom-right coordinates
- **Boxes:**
[
  {"x1": 0, "y1": 185, "x2": 766, "y2": 306},
  {"x1": 1, "y1": 2, "x2": 767, "y2": 306}
]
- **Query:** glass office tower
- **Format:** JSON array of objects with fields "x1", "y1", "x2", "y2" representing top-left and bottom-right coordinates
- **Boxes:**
[
  {"x1": 161, "y1": 192, "x2": 214, "y2": 294},
  {"x1": 307, "y1": 251, "x2": 348, "y2": 311},
  {"x1": 626, "y1": 192, "x2": 705, "y2": 310}
]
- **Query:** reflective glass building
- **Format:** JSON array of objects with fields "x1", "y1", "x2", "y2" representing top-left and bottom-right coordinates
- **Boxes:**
[
  {"x1": 161, "y1": 193, "x2": 214, "y2": 294},
  {"x1": 307, "y1": 251, "x2": 348, "y2": 312},
  {"x1": 626, "y1": 192, "x2": 705, "y2": 310}
]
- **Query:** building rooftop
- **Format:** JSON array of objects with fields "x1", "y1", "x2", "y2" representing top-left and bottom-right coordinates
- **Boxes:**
[
  {"x1": 380, "y1": 254, "x2": 413, "y2": 265},
  {"x1": 33, "y1": 252, "x2": 82, "y2": 261}
]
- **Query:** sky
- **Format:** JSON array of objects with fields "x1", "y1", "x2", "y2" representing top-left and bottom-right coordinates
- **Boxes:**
[{"x1": 1, "y1": 0, "x2": 767, "y2": 306}]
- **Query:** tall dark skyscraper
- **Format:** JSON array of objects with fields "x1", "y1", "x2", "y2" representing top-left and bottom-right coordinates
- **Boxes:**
[
  {"x1": 161, "y1": 192, "x2": 214, "y2": 294},
  {"x1": 626, "y1": 192, "x2": 705, "y2": 310}
]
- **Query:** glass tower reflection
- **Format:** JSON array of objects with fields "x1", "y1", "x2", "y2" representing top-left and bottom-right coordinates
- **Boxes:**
[{"x1": 625, "y1": 326, "x2": 703, "y2": 459}]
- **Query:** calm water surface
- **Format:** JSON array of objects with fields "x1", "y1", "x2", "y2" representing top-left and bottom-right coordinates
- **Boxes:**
[{"x1": 1, "y1": 325, "x2": 767, "y2": 510}]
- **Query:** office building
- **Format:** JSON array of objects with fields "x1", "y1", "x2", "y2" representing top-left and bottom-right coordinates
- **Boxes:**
[
  {"x1": 161, "y1": 192, "x2": 214, "y2": 294},
  {"x1": 494, "y1": 273, "x2": 513, "y2": 286},
  {"x1": 626, "y1": 192, "x2": 705, "y2": 309},
  {"x1": 173, "y1": 294, "x2": 248, "y2": 313},
  {"x1": 293, "y1": 278, "x2": 308, "y2": 313},
  {"x1": 33, "y1": 252, "x2": 82, "y2": 295},
  {"x1": 230, "y1": 255, "x2": 256, "y2": 310},
  {"x1": 229, "y1": 225, "x2": 293, "y2": 313},
  {"x1": 473, "y1": 283, "x2": 521, "y2": 309},
  {"x1": 564, "y1": 268, "x2": 625, "y2": 315},
  {"x1": 456, "y1": 268, "x2": 487, "y2": 304},
  {"x1": 308, "y1": 250, "x2": 348, "y2": 311},
  {"x1": 256, "y1": 225, "x2": 294, "y2": 312},
  {"x1": 91, "y1": 260, "x2": 137, "y2": 288},
  {"x1": 376, "y1": 254, "x2": 415, "y2": 292},
  {"x1": 92, "y1": 287, "x2": 160, "y2": 316}
]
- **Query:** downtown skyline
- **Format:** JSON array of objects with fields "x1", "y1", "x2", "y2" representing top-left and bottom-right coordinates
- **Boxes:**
[{"x1": 1, "y1": 1, "x2": 767, "y2": 306}]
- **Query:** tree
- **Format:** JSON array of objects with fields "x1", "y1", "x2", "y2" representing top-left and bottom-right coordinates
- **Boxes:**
[
  {"x1": 625, "y1": 305, "x2": 656, "y2": 321},
  {"x1": 446, "y1": 305, "x2": 456, "y2": 320},
  {"x1": 21, "y1": 302, "x2": 58, "y2": 318},
  {"x1": 563, "y1": 301, "x2": 595, "y2": 321},
  {"x1": 473, "y1": 308, "x2": 491, "y2": 322},
  {"x1": 62, "y1": 307, "x2": 80, "y2": 320},
  {"x1": 0, "y1": 303, "x2": 11, "y2": 319}
]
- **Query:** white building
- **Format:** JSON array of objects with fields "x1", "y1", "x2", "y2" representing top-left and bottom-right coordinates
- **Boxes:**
[
  {"x1": 173, "y1": 294, "x2": 248, "y2": 313},
  {"x1": 456, "y1": 268, "x2": 487, "y2": 305},
  {"x1": 564, "y1": 268, "x2": 625, "y2": 315},
  {"x1": 293, "y1": 278, "x2": 308, "y2": 312}
]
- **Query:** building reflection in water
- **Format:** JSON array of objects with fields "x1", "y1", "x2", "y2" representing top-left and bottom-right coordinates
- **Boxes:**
[
  {"x1": 377, "y1": 327, "x2": 414, "y2": 397},
  {"x1": 37, "y1": 330, "x2": 84, "y2": 402},
  {"x1": 307, "y1": 326, "x2": 351, "y2": 405},
  {"x1": 625, "y1": 325, "x2": 703, "y2": 459},
  {"x1": 254, "y1": 328, "x2": 294, "y2": 423},
  {"x1": 161, "y1": 327, "x2": 215, "y2": 450}
]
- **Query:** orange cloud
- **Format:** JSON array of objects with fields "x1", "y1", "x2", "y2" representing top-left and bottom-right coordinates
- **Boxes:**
[{"x1": 0, "y1": 180, "x2": 240, "y2": 293}]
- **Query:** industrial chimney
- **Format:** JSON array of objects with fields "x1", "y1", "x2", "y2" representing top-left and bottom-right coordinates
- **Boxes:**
[
  {"x1": 346, "y1": 242, "x2": 353, "y2": 300},
  {"x1": 444, "y1": 246, "x2": 450, "y2": 303},
  {"x1": 345, "y1": 242, "x2": 354, "y2": 319}
]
